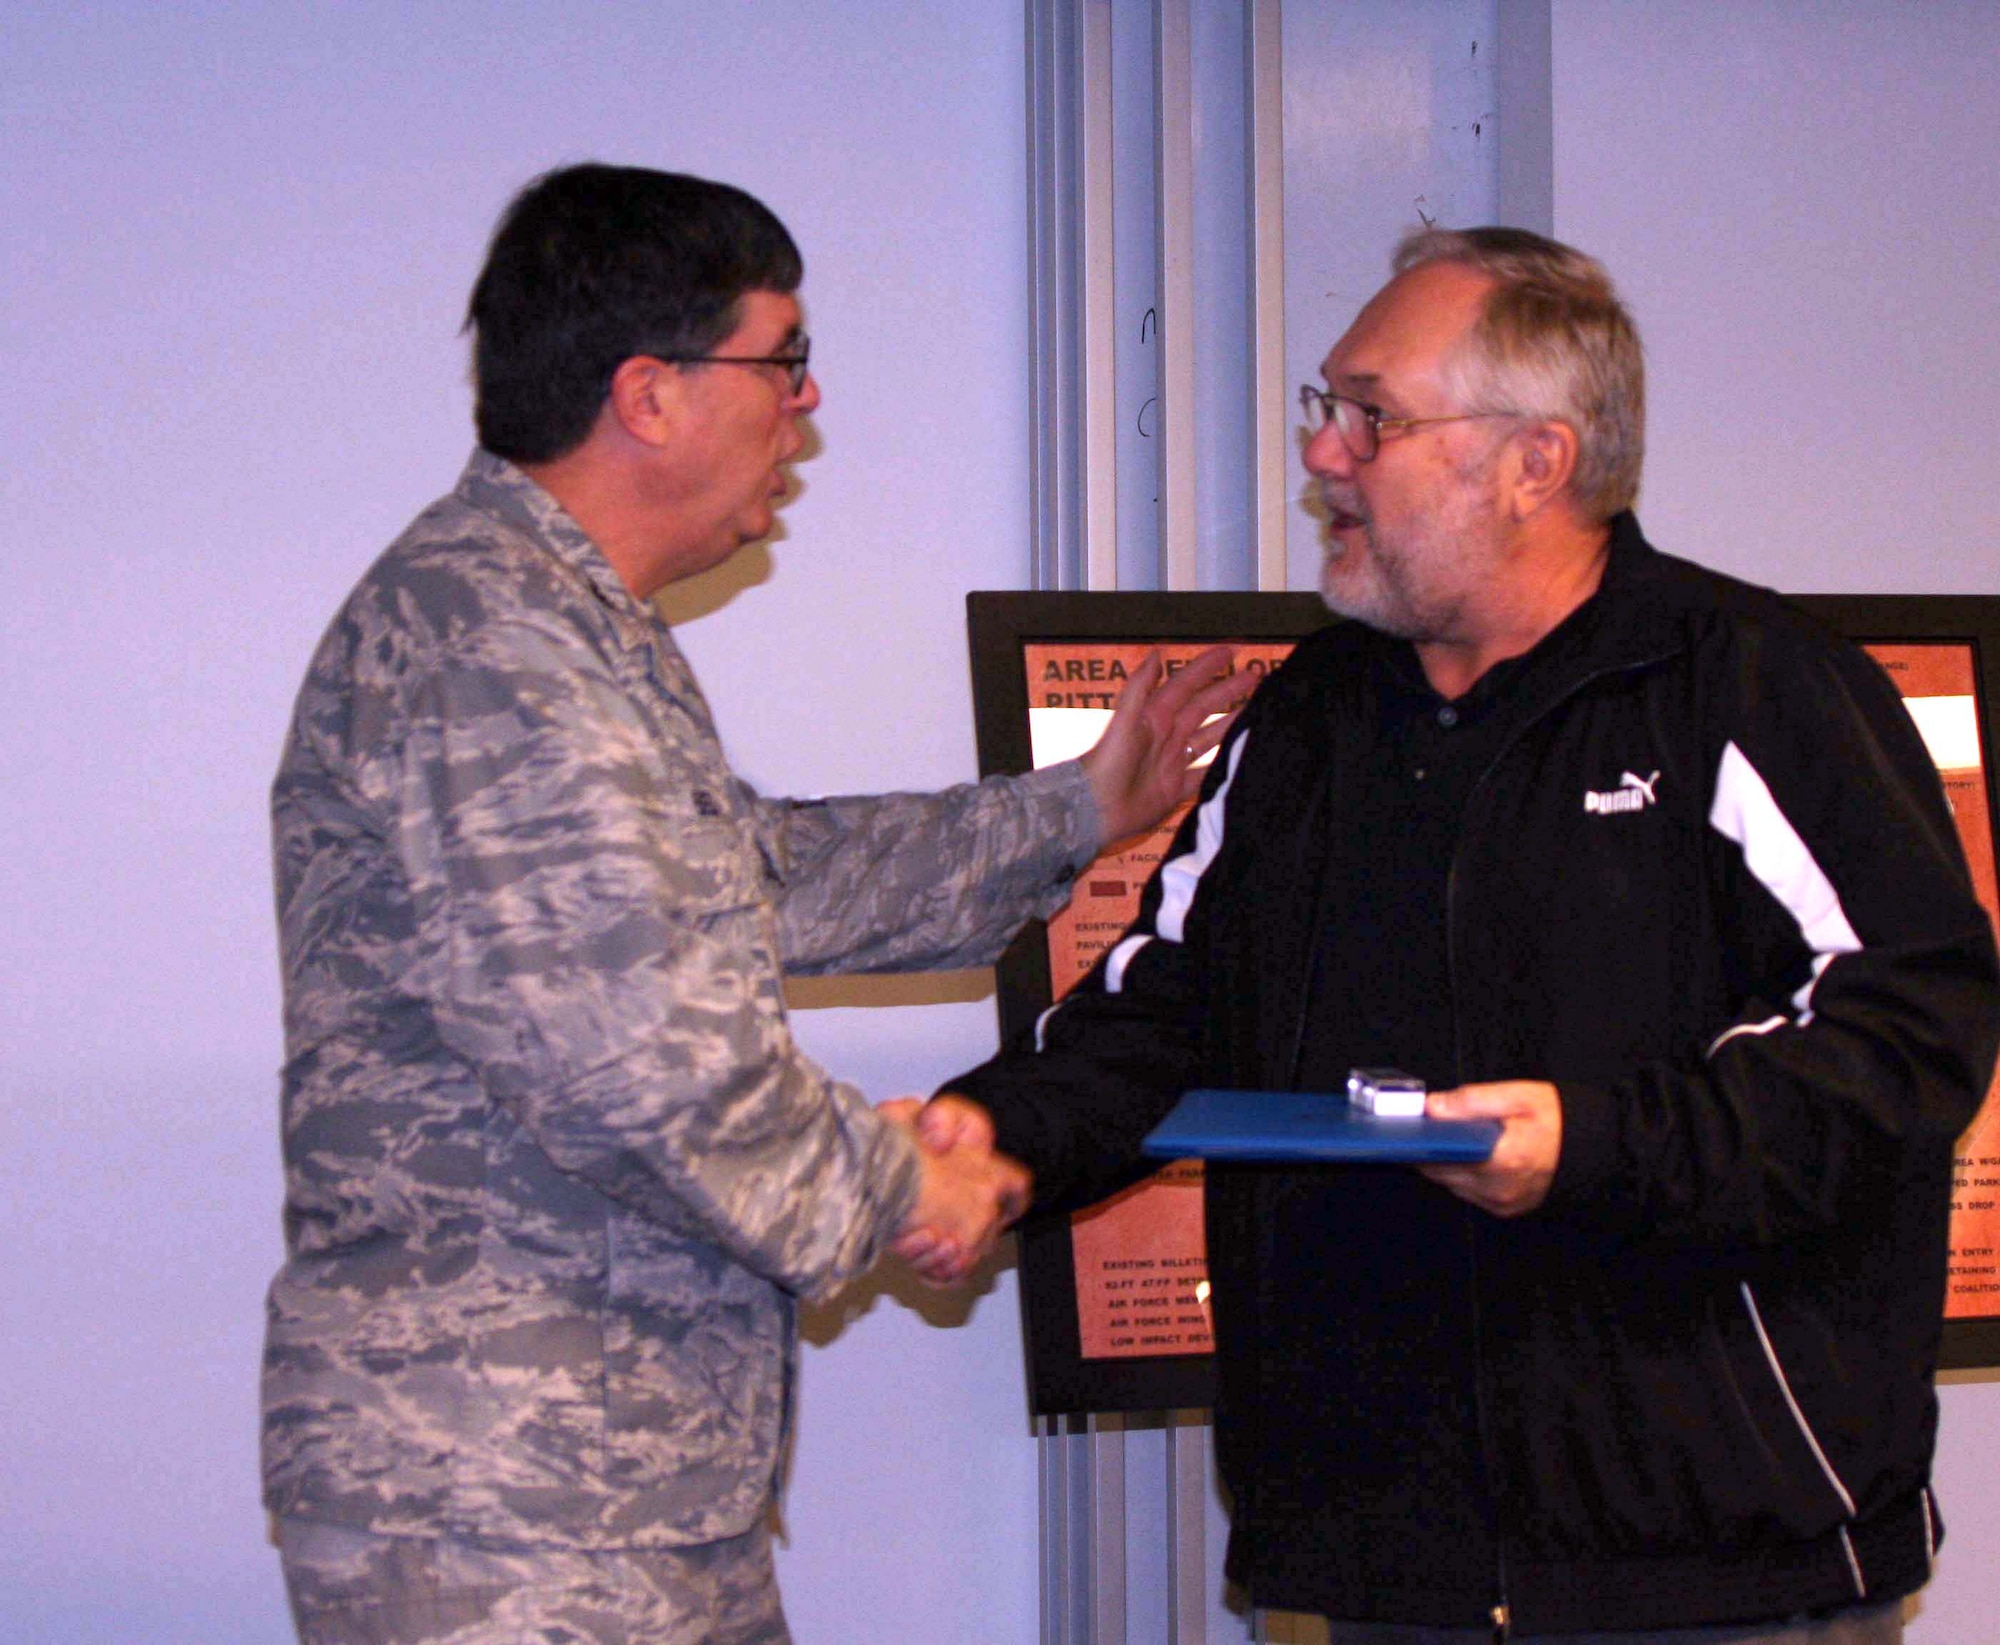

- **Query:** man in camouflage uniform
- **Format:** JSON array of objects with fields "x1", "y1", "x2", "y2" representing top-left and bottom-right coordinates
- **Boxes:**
[{"x1": 263, "y1": 163, "x2": 1240, "y2": 1644}]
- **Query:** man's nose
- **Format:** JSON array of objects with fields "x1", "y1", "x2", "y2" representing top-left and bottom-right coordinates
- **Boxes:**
[
  {"x1": 791, "y1": 370, "x2": 822, "y2": 415},
  {"x1": 1302, "y1": 421, "x2": 1353, "y2": 479}
]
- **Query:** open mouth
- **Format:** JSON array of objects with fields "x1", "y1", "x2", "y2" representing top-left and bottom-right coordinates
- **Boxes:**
[{"x1": 1311, "y1": 480, "x2": 1367, "y2": 533}]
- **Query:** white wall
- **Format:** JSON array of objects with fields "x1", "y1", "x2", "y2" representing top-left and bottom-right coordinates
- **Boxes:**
[
  {"x1": 1550, "y1": 3, "x2": 2000, "y2": 1638},
  {"x1": 0, "y1": 3, "x2": 1041, "y2": 1640},
  {"x1": 7, "y1": 4, "x2": 1997, "y2": 1641},
  {"x1": 1282, "y1": 0, "x2": 1502, "y2": 591}
]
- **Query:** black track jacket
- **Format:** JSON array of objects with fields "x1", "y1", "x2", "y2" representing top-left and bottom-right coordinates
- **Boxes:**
[{"x1": 951, "y1": 517, "x2": 2000, "y2": 1635}]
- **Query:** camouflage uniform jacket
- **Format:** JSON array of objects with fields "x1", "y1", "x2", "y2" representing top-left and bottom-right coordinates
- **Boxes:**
[{"x1": 263, "y1": 451, "x2": 1097, "y2": 1550}]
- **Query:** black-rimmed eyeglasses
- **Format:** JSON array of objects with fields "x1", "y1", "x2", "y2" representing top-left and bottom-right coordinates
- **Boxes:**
[
  {"x1": 1299, "y1": 383, "x2": 1518, "y2": 462},
  {"x1": 656, "y1": 335, "x2": 812, "y2": 396}
]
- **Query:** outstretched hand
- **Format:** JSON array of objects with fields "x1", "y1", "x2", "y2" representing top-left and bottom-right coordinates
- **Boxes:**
[
  {"x1": 1079, "y1": 647, "x2": 1252, "y2": 847},
  {"x1": 880, "y1": 1096, "x2": 1029, "y2": 1285}
]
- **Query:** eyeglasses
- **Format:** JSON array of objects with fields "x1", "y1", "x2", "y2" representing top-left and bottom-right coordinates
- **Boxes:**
[
  {"x1": 655, "y1": 334, "x2": 812, "y2": 396},
  {"x1": 1298, "y1": 384, "x2": 1517, "y2": 462}
]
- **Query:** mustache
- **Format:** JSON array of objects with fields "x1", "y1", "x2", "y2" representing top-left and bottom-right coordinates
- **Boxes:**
[{"x1": 1305, "y1": 480, "x2": 1368, "y2": 527}]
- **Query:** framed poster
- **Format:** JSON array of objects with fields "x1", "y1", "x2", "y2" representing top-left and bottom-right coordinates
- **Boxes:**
[
  {"x1": 968, "y1": 592, "x2": 2000, "y2": 1411},
  {"x1": 968, "y1": 591, "x2": 1331, "y2": 1414},
  {"x1": 1794, "y1": 596, "x2": 2000, "y2": 1372}
]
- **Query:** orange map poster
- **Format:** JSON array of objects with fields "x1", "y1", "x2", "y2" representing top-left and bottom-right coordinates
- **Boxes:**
[
  {"x1": 1069, "y1": 1161, "x2": 1212, "y2": 1358},
  {"x1": 1864, "y1": 644, "x2": 2000, "y2": 1319},
  {"x1": 1025, "y1": 640, "x2": 1298, "y2": 1361},
  {"x1": 1026, "y1": 636, "x2": 2000, "y2": 1357}
]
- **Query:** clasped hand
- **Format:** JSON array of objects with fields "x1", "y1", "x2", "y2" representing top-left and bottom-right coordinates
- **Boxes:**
[
  {"x1": 879, "y1": 1096, "x2": 1023, "y2": 1286},
  {"x1": 870, "y1": 652, "x2": 1249, "y2": 1285}
]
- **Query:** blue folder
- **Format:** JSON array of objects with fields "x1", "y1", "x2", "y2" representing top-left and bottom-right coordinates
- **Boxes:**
[{"x1": 1141, "y1": 1088, "x2": 1500, "y2": 1164}]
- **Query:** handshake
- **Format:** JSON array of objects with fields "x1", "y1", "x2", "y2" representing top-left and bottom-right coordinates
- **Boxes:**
[
  {"x1": 864, "y1": 646, "x2": 1252, "y2": 1285},
  {"x1": 879, "y1": 1095, "x2": 1032, "y2": 1285}
]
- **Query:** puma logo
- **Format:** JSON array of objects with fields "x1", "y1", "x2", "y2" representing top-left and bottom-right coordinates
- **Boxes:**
[{"x1": 1584, "y1": 770, "x2": 1662, "y2": 816}]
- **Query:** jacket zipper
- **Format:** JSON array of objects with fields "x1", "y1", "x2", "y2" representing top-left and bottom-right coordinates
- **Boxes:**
[
  {"x1": 1458, "y1": 1191, "x2": 1511, "y2": 1642},
  {"x1": 1447, "y1": 862, "x2": 1512, "y2": 1637},
  {"x1": 1442, "y1": 649, "x2": 1673, "y2": 1641},
  {"x1": 1281, "y1": 767, "x2": 1341, "y2": 1087},
  {"x1": 1268, "y1": 630, "x2": 1676, "y2": 1628}
]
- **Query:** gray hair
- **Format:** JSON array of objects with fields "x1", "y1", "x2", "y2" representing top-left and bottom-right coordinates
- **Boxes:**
[{"x1": 1394, "y1": 225, "x2": 1645, "y2": 522}]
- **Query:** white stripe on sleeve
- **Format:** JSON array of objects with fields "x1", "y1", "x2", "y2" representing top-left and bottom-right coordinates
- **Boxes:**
[
  {"x1": 1707, "y1": 740, "x2": 1861, "y2": 1024},
  {"x1": 1104, "y1": 731, "x2": 1250, "y2": 995},
  {"x1": 1706, "y1": 1014, "x2": 1790, "y2": 1058}
]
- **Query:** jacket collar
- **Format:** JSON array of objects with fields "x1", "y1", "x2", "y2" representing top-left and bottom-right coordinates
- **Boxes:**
[
  {"x1": 1565, "y1": 511, "x2": 1691, "y2": 675},
  {"x1": 454, "y1": 449, "x2": 721, "y2": 733},
  {"x1": 1353, "y1": 511, "x2": 1687, "y2": 710},
  {"x1": 456, "y1": 448, "x2": 660, "y2": 652}
]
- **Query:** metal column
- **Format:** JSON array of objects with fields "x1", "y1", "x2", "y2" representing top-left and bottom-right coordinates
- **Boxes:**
[
  {"x1": 1039, "y1": 1412, "x2": 1129, "y2": 1643},
  {"x1": 1024, "y1": 1, "x2": 1289, "y2": 1638},
  {"x1": 1245, "y1": 0, "x2": 1288, "y2": 592},
  {"x1": 1152, "y1": 0, "x2": 1196, "y2": 590}
]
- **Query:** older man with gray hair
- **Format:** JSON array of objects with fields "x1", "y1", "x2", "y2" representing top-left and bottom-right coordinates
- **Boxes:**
[{"x1": 924, "y1": 227, "x2": 2000, "y2": 1642}]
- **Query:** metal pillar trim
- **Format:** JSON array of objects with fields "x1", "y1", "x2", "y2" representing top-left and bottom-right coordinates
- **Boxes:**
[
  {"x1": 1027, "y1": 2, "x2": 1280, "y2": 1637},
  {"x1": 1079, "y1": 0, "x2": 1119, "y2": 591},
  {"x1": 1037, "y1": 1412, "x2": 1130, "y2": 1645},
  {"x1": 1165, "y1": 1409, "x2": 1208, "y2": 1644},
  {"x1": 1245, "y1": 0, "x2": 1288, "y2": 593},
  {"x1": 1084, "y1": 1413, "x2": 1128, "y2": 1643},
  {"x1": 1026, "y1": 0, "x2": 1120, "y2": 594},
  {"x1": 1025, "y1": 0, "x2": 1072, "y2": 592},
  {"x1": 1495, "y1": 0, "x2": 1555, "y2": 237},
  {"x1": 1037, "y1": 1413, "x2": 1062, "y2": 1643},
  {"x1": 1152, "y1": 0, "x2": 1197, "y2": 591}
]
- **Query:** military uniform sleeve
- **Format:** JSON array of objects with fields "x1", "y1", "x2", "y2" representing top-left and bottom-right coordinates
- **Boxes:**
[
  {"x1": 744, "y1": 763, "x2": 1101, "y2": 977},
  {"x1": 366, "y1": 614, "x2": 921, "y2": 1301}
]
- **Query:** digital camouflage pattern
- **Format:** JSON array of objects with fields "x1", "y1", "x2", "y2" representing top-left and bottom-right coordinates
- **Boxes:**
[
  {"x1": 263, "y1": 450, "x2": 1096, "y2": 1551},
  {"x1": 279, "y1": 1516, "x2": 790, "y2": 1645}
]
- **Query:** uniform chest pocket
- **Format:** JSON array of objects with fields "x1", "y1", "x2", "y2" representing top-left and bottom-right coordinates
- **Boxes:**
[
  {"x1": 640, "y1": 804, "x2": 772, "y2": 919},
  {"x1": 620, "y1": 674, "x2": 775, "y2": 917}
]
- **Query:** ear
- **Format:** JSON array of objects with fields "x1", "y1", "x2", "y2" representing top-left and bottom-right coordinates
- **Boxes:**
[
  {"x1": 1506, "y1": 419, "x2": 1580, "y2": 521},
  {"x1": 604, "y1": 355, "x2": 685, "y2": 449}
]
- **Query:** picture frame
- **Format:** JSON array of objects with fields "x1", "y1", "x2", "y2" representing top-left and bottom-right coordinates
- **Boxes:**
[
  {"x1": 1792, "y1": 596, "x2": 2000, "y2": 1372},
  {"x1": 967, "y1": 590, "x2": 2000, "y2": 1411},
  {"x1": 969, "y1": 591, "x2": 1330, "y2": 1414}
]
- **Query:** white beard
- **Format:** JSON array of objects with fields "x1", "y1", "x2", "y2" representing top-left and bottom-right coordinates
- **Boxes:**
[{"x1": 1315, "y1": 459, "x2": 1504, "y2": 643}]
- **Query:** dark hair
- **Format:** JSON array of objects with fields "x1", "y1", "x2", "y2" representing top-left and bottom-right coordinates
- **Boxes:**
[{"x1": 465, "y1": 163, "x2": 803, "y2": 463}]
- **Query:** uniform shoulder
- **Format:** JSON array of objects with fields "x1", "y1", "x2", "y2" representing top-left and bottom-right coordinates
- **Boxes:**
[
  {"x1": 359, "y1": 492, "x2": 563, "y2": 640},
  {"x1": 317, "y1": 483, "x2": 609, "y2": 684}
]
